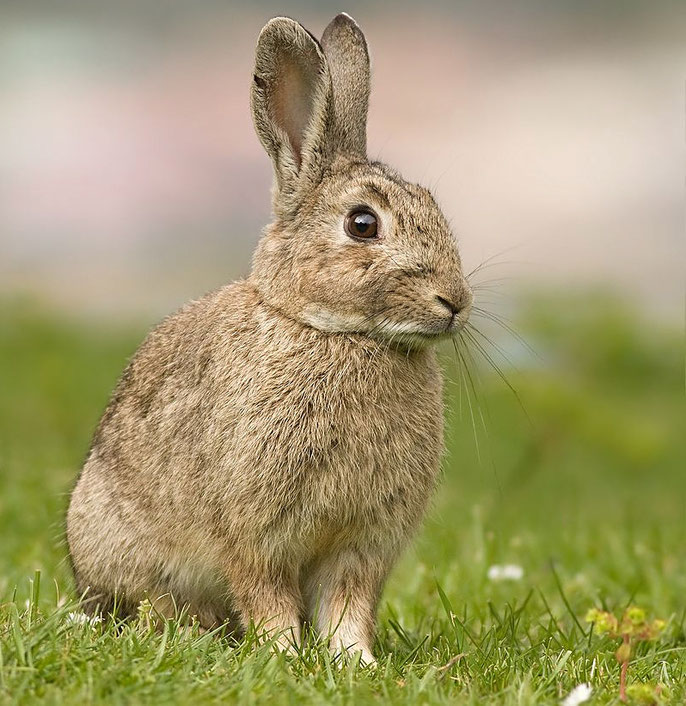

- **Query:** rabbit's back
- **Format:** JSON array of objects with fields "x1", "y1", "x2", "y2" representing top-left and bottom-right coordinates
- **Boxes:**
[{"x1": 68, "y1": 281, "x2": 443, "y2": 608}]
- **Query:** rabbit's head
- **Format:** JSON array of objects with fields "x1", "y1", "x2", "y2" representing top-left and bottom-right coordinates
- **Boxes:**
[{"x1": 250, "y1": 14, "x2": 472, "y2": 348}]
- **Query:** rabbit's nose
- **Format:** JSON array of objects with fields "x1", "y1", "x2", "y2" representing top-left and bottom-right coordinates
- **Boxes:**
[
  {"x1": 435, "y1": 285, "x2": 472, "y2": 315},
  {"x1": 435, "y1": 295, "x2": 462, "y2": 316}
]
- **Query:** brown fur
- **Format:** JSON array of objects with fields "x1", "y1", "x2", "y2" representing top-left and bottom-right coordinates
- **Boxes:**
[{"x1": 67, "y1": 14, "x2": 472, "y2": 664}]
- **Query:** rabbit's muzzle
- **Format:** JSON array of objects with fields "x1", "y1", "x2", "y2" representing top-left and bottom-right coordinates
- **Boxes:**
[{"x1": 434, "y1": 283, "x2": 473, "y2": 333}]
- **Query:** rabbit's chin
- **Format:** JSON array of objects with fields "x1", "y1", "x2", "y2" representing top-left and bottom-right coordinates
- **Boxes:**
[
  {"x1": 367, "y1": 321, "x2": 458, "y2": 349},
  {"x1": 300, "y1": 304, "x2": 457, "y2": 348}
]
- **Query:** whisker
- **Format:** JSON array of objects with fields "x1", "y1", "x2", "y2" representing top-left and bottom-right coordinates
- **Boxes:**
[
  {"x1": 466, "y1": 244, "x2": 524, "y2": 280},
  {"x1": 470, "y1": 308, "x2": 539, "y2": 360},
  {"x1": 470, "y1": 277, "x2": 516, "y2": 290},
  {"x1": 452, "y1": 338, "x2": 480, "y2": 463},
  {"x1": 462, "y1": 327, "x2": 533, "y2": 427},
  {"x1": 466, "y1": 322, "x2": 520, "y2": 373},
  {"x1": 462, "y1": 326, "x2": 513, "y2": 388},
  {"x1": 456, "y1": 347, "x2": 463, "y2": 420},
  {"x1": 455, "y1": 332, "x2": 504, "y2": 499},
  {"x1": 457, "y1": 335, "x2": 490, "y2": 440}
]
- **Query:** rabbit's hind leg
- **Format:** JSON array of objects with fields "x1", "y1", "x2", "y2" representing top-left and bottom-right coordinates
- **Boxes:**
[
  {"x1": 221, "y1": 556, "x2": 304, "y2": 652},
  {"x1": 303, "y1": 546, "x2": 394, "y2": 666},
  {"x1": 160, "y1": 556, "x2": 237, "y2": 632},
  {"x1": 70, "y1": 551, "x2": 158, "y2": 622}
]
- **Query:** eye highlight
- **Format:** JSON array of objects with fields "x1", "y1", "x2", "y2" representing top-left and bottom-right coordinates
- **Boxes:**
[{"x1": 345, "y1": 209, "x2": 378, "y2": 240}]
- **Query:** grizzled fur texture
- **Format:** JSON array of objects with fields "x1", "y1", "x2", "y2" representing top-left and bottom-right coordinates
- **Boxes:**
[{"x1": 67, "y1": 13, "x2": 473, "y2": 664}]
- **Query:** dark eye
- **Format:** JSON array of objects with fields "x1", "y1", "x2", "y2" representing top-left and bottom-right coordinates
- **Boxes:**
[{"x1": 345, "y1": 210, "x2": 378, "y2": 240}]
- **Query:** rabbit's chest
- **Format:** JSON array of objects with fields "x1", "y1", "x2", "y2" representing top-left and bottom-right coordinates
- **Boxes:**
[
  {"x1": 219, "y1": 335, "x2": 444, "y2": 542},
  {"x1": 264, "y1": 349, "x2": 444, "y2": 536}
]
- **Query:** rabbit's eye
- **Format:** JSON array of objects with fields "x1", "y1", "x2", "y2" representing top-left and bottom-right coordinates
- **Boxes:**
[{"x1": 345, "y1": 210, "x2": 378, "y2": 240}]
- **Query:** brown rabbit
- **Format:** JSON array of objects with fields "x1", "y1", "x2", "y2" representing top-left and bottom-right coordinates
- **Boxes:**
[{"x1": 67, "y1": 13, "x2": 472, "y2": 664}]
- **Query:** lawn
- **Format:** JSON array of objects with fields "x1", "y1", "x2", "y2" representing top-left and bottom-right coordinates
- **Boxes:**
[{"x1": 0, "y1": 292, "x2": 684, "y2": 704}]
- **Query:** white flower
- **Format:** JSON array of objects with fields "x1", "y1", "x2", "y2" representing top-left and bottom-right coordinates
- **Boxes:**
[
  {"x1": 487, "y1": 564, "x2": 524, "y2": 581},
  {"x1": 561, "y1": 683, "x2": 593, "y2": 706},
  {"x1": 65, "y1": 611, "x2": 102, "y2": 627}
]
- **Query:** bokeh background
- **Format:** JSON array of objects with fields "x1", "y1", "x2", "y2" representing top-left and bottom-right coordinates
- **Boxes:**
[
  {"x1": 2, "y1": 0, "x2": 684, "y2": 319},
  {"x1": 0, "y1": 1, "x2": 684, "y2": 693}
]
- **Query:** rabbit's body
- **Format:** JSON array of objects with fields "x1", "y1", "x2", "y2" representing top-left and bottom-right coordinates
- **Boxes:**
[
  {"x1": 68, "y1": 15, "x2": 472, "y2": 663},
  {"x1": 69, "y1": 281, "x2": 442, "y2": 634}
]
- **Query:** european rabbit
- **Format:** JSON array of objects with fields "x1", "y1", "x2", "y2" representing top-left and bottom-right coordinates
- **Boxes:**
[{"x1": 67, "y1": 13, "x2": 473, "y2": 664}]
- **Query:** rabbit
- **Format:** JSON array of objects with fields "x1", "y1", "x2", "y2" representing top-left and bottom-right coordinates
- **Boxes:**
[{"x1": 66, "y1": 13, "x2": 473, "y2": 665}]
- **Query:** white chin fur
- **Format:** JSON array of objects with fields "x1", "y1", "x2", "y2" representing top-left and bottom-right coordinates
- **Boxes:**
[
  {"x1": 301, "y1": 305, "x2": 366, "y2": 333},
  {"x1": 372, "y1": 320, "x2": 430, "y2": 337},
  {"x1": 301, "y1": 305, "x2": 443, "y2": 344}
]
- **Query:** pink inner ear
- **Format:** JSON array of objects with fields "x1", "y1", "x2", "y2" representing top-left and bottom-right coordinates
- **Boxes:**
[{"x1": 272, "y1": 58, "x2": 317, "y2": 168}]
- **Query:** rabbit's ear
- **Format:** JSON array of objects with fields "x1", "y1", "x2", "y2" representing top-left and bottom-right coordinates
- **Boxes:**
[
  {"x1": 251, "y1": 17, "x2": 334, "y2": 210},
  {"x1": 320, "y1": 13, "x2": 370, "y2": 157}
]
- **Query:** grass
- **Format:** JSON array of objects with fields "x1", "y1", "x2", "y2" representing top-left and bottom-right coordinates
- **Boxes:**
[{"x1": 0, "y1": 292, "x2": 684, "y2": 704}]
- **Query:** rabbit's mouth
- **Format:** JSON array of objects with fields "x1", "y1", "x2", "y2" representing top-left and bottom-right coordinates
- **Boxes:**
[{"x1": 385, "y1": 292, "x2": 471, "y2": 343}]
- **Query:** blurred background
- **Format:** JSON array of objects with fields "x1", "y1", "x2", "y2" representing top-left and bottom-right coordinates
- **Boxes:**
[
  {"x1": 0, "y1": 0, "x2": 684, "y2": 609},
  {"x1": 2, "y1": 0, "x2": 684, "y2": 318}
]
